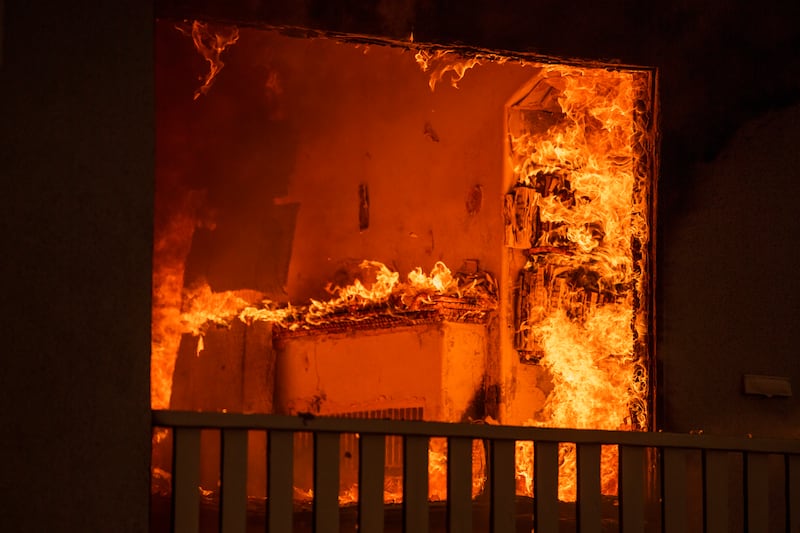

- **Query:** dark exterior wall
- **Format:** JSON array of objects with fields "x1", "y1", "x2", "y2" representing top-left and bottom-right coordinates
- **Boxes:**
[
  {"x1": 0, "y1": 3, "x2": 153, "y2": 532},
  {"x1": 661, "y1": 103, "x2": 800, "y2": 438}
]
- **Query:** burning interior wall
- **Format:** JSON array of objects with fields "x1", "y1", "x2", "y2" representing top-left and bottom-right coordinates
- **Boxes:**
[
  {"x1": 501, "y1": 68, "x2": 654, "y2": 500},
  {"x1": 153, "y1": 19, "x2": 656, "y2": 502}
]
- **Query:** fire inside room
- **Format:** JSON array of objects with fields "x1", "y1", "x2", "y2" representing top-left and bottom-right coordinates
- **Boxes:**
[{"x1": 151, "y1": 18, "x2": 657, "y2": 513}]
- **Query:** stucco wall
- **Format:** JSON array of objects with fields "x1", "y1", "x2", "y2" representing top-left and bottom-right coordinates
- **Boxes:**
[
  {"x1": 660, "y1": 103, "x2": 800, "y2": 438},
  {"x1": 0, "y1": 3, "x2": 153, "y2": 531}
]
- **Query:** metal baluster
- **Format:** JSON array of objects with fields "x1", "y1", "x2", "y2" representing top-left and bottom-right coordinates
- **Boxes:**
[
  {"x1": 403, "y1": 435, "x2": 429, "y2": 533},
  {"x1": 490, "y1": 439, "x2": 516, "y2": 533},
  {"x1": 534, "y1": 441, "x2": 559, "y2": 533},
  {"x1": 173, "y1": 427, "x2": 201, "y2": 533},
  {"x1": 220, "y1": 428, "x2": 248, "y2": 533},
  {"x1": 577, "y1": 443, "x2": 601, "y2": 533},
  {"x1": 447, "y1": 437, "x2": 473, "y2": 533},
  {"x1": 268, "y1": 430, "x2": 293, "y2": 532},
  {"x1": 359, "y1": 434, "x2": 385, "y2": 533},
  {"x1": 620, "y1": 446, "x2": 645, "y2": 533},
  {"x1": 314, "y1": 432, "x2": 340, "y2": 533},
  {"x1": 661, "y1": 448, "x2": 687, "y2": 533},
  {"x1": 703, "y1": 450, "x2": 729, "y2": 533},
  {"x1": 744, "y1": 452, "x2": 769, "y2": 533}
]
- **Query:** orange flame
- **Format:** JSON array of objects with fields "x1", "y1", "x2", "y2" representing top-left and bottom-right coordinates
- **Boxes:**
[
  {"x1": 427, "y1": 438, "x2": 486, "y2": 501},
  {"x1": 150, "y1": 190, "x2": 206, "y2": 410},
  {"x1": 310, "y1": 437, "x2": 485, "y2": 505},
  {"x1": 309, "y1": 260, "x2": 400, "y2": 316},
  {"x1": 509, "y1": 66, "x2": 651, "y2": 501},
  {"x1": 238, "y1": 260, "x2": 496, "y2": 330},
  {"x1": 414, "y1": 49, "x2": 482, "y2": 91},
  {"x1": 152, "y1": 260, "x2": 497, "y2": 409},
  {"x1": 407, "y1": 261, "x2": 456, "y2": 293},
  {"x1": 178, "y1": 20, "x2": 240, "y2": 100}
]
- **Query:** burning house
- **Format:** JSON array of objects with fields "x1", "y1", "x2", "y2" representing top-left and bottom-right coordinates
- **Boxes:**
[
  {"x1": 149, "y1": 18, "x2": 657, "y2": 513},
  {"x1": 3, "y1": 1, "x2": 800, "y2": 532}
]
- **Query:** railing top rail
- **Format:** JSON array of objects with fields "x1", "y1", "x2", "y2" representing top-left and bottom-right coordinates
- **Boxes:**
[{"x1": 152, "y1": 409, "x2": 800, "y2": 455}]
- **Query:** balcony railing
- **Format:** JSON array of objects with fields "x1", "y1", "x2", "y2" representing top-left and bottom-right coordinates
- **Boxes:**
[{"x1": 152, "y1": 410, "x2": 800, "y2": 532}]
